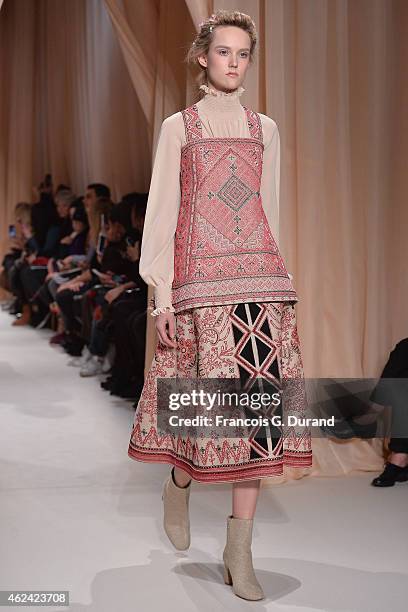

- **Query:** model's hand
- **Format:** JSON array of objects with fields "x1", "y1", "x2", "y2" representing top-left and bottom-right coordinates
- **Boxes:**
[{"x1": 156, "y1": 311, "x2": 177, "y2": 348}]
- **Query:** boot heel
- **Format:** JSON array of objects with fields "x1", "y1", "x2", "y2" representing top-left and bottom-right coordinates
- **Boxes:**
[
  {"x1": 223, "y1": 563, "x2": 232, "y2": 585},
  {"x1": 222, "y1": 515, "x2": 264, "y2": 600}
]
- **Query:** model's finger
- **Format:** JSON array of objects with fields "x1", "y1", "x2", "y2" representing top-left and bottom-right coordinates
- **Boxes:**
[
  {"x1": 161, "y1": 316, "x2": 176, "y2": 347},
  {"x1": 156, "y1": 324, "x2": 170, "y2": 347},
  {"x1": 167, "y1": 316, "x2": 176, "y2": 341}
]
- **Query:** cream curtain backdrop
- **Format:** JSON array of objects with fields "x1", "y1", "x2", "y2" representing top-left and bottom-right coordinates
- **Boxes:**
[
  {"x1": 1, "y1": 0, "x2": 407, "y2": 479},
  {"x1": 0, "y1": 0, "x2": 150, "y2": 241}
]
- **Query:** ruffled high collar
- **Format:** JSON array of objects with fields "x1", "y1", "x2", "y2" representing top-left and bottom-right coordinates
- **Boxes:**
[{"x1": 197, "y1": 83, "x2": 245, "y2": 114}]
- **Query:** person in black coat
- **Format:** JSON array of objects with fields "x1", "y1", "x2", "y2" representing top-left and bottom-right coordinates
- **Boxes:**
[{"x1": 370, "y1": 338, "x2": 408, "y2": 487}]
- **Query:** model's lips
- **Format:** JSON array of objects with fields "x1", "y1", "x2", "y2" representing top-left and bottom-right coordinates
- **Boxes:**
[{"x1": 226, "y1": 73, "x2": 239, "y2": 77}]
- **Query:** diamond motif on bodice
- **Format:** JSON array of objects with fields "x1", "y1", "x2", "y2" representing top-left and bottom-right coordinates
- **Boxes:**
[{"x1": 217, "y1": 175, "x2": 255, "y2": 212}]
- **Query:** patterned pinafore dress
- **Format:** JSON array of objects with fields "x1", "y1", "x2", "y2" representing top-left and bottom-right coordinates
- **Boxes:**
[{"x1": 128, "y1": 103, "x2": 312, "y2": 483}]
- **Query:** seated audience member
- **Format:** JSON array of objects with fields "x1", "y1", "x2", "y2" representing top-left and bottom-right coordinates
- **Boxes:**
[
  {"x1": 10, "y1": 189, "x2": 76, "y2": 327},
  {"x1": 84, "y1": 183, "x2": 111, "y2": 214},
  {"x1": 33, "y1": 199, "x2": 90, "y2": 318},
  {"x1": 47, "y1": 196, "x2": 112, "y2": 345},
  {"x1": 30, "y1": 174, "x2": 57, "y2": 252},
  {"x1": 28, "y1": 176, "x2": 73, "y2": 254},
  {"x1": 0, "y1": 203, "x2": 32, "y2": 310},
  {"x1": 99, "y1": 193, "x2": 148, "y2": 397},
  {"x1": 370, "y1": 339, "x2": 408, "y2": 487},
  {"x1": 74, "y1": 206, "x2": 139, "y2": 375},
  {"x1": 54, "y1": 197, "x2": 115, "y2": 355},
  {"x1": 57, "y1": 197, "x2": 88, "y2": 259},
  {"x1": 46, "y1": 198, "x2": 89, "y2": 276},
  {"x1": 45, "y1": 189, "x2": 111, "y2": 318}
]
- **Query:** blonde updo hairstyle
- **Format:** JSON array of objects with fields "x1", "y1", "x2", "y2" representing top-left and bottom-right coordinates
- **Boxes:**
[{"x1": 185, "y1": 10, "x2": 258, "y2": 95}]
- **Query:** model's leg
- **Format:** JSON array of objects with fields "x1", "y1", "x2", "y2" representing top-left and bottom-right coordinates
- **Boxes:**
[
  {"x1": 223, "y1": 479, "x2": 264, "y2": 601},
  {"x1": 232, "y1": 478, "x2": 260, "y2": 519},
  {"x1": 171, "y1": 308, "x2": 196, "y2": 488},
  {"x1": 173, "y1": 467, "x2": 192, "y2": 487},
  {"x1": 161, "y1": 311, "x2": 196, "y2": 550},
  {"x1": 389, "y1": 452, "x2": 408, "y2": 467}
]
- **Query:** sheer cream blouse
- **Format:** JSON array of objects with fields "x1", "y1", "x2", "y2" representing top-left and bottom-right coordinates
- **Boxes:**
[{"x1": 139, "y1": 84, "x2": 283, "y2": 316}]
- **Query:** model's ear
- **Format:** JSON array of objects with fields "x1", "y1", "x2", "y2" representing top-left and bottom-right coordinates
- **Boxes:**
[{"x1": 197, "y1": 53, "x2": 207, "y2": 69}]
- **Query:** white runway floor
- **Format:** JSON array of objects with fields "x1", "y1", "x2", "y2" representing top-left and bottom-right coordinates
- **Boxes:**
[{"x1": 1, "y1": 308, "x2": 407, "y2": 612}]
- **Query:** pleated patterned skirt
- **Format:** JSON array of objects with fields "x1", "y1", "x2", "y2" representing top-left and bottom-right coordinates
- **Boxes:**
[{"x1": 128, "y1": 302, "x2": 312, "y2": 483}]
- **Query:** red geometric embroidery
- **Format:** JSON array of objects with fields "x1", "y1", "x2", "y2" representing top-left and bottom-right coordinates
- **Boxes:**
[
  {"x1": 128, "y1": 302, "x2": 312, "y2": 483},
  {"x1": 172, "y1": 104, "x2": 298, "y2": 313}
]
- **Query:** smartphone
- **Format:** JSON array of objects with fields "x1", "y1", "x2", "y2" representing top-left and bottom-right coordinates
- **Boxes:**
[
  {"x1": 96, "y1": 233, "x2": 106, "y2": 256},
  {"x1": 112, "y1": 274, "x2": 126, "y2": 284},
  {"x1": 8, "y1": 225, "x2": 16, "y2": 238}
]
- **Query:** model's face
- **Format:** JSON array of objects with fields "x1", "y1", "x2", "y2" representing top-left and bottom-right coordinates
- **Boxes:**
[{"x1": 198, "y1": 26, "x2": 251, "y2": 93}]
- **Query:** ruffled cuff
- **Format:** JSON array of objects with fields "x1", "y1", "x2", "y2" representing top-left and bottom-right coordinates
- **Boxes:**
[
  {"x1": 150, "y1": 305, "x2": 176, "y2": 317},
  {"x1": 148, "y1": 283, "x2": 175, "y2": 317}
]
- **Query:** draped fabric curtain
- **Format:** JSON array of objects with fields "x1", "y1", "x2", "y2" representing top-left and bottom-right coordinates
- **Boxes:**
[
  {"x1": 0, "y1": 0, "x2": 150, "y2": 223},
  {"x1": 103, "y1": 0, "x2": 157, "y2": 144},
  {"x1": 1, "y1": 0, "x2": 407, "y2": 479}
]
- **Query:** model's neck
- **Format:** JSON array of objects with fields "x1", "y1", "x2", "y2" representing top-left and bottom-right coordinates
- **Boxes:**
[{"x1": 197, "y1": 82, "x2": 245, "y2": 114}]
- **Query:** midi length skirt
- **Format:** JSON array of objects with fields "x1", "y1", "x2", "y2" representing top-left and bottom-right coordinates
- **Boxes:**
[{"x1": 128, "y1": 302, "x2": 312, "y2": 483}]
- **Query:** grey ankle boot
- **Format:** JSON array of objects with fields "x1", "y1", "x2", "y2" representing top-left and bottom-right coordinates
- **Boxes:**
[
  {"x1": 161, "y1": 467, "x2": 191, "y2": 550},
  {"x1": 222, "y1": 515, "x2": 264, "y2": 600}
]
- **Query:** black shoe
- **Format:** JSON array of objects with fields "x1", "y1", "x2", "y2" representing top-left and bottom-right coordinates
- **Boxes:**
[
  {"x1": 111, "y1": 385, "x2": 139, "y2": 401},
  {"x1": 8, "y1": 298, "x2": 22, "y2": 315},
  {"x1": 101, "y1": 376, "x2": 114, "y2": 391},
  {"x1": 371, "y1": 462, "x2": 408, "y2": 487},
  {"x1": 109, "y1": 384, "x2": 138, "y2": 400},
  {"x1": 64, "y1": 336, "x2": 85, "y2": 357},
  {"x1": 108, "y1": 377, "x2": 142, "y2": 400}
]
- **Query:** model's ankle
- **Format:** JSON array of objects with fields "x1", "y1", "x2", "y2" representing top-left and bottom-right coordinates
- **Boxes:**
[{"x1": 172, "y1": 467, "x2": 191, "y2": 488}]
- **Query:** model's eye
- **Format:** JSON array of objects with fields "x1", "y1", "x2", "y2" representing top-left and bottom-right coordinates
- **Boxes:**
[
  {"x1": 218, "y1": 49, "x2": 228, "y2": 55},
  {"x1": 241, "y1": 52, "x2": 249, "y2": 58}
]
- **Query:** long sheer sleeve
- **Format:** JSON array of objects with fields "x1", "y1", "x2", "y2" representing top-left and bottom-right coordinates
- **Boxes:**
[
  {"x1": 259, "y1": 115, "x2": 280, "y2": 248},
  {"x1": 139, "y1": 112, "x2": 183, "y2": 316},
  {"x1": 259, "y1": 117, "x2": 292, "y2": 281}
]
